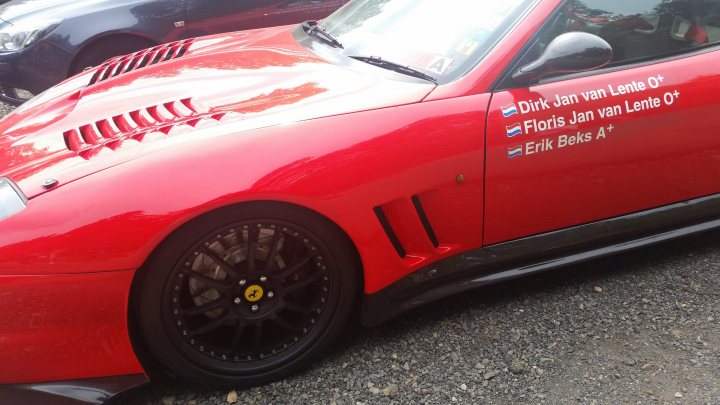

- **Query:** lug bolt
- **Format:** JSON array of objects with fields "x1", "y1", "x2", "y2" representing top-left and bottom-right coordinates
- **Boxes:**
[
  {"x1": 251, "y1": 304, "x2": 259, "y2": 312},
  {"x1": 267, "y1": 291, "x2": 275, "y2": 299},
  {"x1": 234, "y1": 297, "x2": 241, "y2": 305},
  {"x1": 260, "y1": 276, "x2": 268, "y2": 282},
  {"x1": 239, "y1": 279, "x2": 247, "y2": 286}
]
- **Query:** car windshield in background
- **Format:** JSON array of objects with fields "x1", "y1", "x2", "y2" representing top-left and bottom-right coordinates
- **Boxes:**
[{"x1": 319, "y1": 0, "x2": 534, "y2": 83}]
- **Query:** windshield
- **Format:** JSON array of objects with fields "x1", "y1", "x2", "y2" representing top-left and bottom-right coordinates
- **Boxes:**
[{"x1": 317, "y1": 0, "x2": 534, "y2": 83}]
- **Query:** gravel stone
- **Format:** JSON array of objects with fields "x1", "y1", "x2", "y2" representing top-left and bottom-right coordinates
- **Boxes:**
[
  {"x1": 622, "y1": 358, "x2": 637, "y2": 366},
  {"x1": 509, "y1": 359, "x2": 525, "y2": 374},
  {"x1": 382, "y1": 384, "x2": 398, "y2": 397}
]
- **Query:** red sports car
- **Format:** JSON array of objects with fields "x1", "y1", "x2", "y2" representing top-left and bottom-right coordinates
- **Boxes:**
[{"x1": 2, "y1": 0, "x2": 720, "y2": 402}]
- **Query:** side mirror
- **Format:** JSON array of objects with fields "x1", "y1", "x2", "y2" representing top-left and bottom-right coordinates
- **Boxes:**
[{"x1": 512, "y1": 32, "x2": 613, "y2": 84}]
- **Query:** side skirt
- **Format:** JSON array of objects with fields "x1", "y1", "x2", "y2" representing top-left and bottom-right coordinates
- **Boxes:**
[
  {"x1": 0, "y1": 374, "x2": 148, "y2": 405},
  {"x1": 361, "y1": 193, "x2": 720, "y2": 326}
]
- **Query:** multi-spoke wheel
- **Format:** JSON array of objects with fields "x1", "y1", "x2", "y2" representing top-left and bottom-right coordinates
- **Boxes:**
[{"x1": 135, "y1": 203, "x2": 358, "y2": 387}]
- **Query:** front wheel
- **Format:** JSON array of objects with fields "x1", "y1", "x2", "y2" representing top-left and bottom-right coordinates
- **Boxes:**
[{"x1": 135, "y1": 203, "x2": 358, "y2": 387}]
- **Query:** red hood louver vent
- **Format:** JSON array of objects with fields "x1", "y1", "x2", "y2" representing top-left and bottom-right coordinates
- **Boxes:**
[
  {"x1": 62, "y1": 98, "x2": 230, "y2": 159},
  {"x1": 89, "y1": 38, "x2": 194, "y2": 85}
]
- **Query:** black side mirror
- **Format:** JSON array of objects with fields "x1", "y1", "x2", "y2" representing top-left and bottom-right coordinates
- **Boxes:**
[{"x1": 512, "y1": 32, "x2": 613, "y2": 84}]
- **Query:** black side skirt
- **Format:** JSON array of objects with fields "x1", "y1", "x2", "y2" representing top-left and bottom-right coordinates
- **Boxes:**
[
  {"x1": 361, "y1": 193, "x2": 720, "y2": 326},
  {"x1": 0, "y1": 374, "x2": 148, "y2": 405}
]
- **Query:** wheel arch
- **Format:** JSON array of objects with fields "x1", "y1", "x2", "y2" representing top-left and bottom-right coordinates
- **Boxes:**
[
  {"x1": 68, "y1": 32, "x2": 158, "y2": 76},
  {"x1": 126, "y1": 199, "x2": 365, "y2": 374}
]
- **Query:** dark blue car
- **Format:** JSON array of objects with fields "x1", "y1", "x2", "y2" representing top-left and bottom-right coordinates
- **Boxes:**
[{"x1": 0, "y1": 0, "x2": 347, "y2": 104}]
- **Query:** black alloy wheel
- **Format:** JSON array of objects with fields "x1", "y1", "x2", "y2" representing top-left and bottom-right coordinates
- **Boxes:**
[{"x1": 135, "y1": 203, "x2": 358, "y2": 387}]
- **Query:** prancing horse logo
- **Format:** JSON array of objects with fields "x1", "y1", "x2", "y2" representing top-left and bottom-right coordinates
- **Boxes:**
[{"x1": 244, "y1": 285, "x2": 264, "y2": 302}]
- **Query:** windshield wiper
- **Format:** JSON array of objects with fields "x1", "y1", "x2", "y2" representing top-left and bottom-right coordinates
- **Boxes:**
[
  {"x1": 302, "y1": 21, "x2": 343, "y2": 49},
  {"x1": 349, "y1": 56, "x2": 437, "y2": 84}
]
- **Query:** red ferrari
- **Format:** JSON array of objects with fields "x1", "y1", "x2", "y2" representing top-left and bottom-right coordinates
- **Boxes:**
[{"x1": 2, "y1": 0, "x2": 720, "y2": 402}]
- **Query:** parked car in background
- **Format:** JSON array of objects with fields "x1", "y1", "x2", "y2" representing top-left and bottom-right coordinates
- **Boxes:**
[{"x1": 0, "y1": 0, "x2": 347, "y2": 104}]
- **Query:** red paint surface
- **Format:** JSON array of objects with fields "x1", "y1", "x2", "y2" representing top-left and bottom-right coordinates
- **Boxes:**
[
  {"x1": 485, "y1": 52, "x2": 720, "y2": 244},
  {"x1": 0, "y1": 271, "x2": 143, "y2": 384}
]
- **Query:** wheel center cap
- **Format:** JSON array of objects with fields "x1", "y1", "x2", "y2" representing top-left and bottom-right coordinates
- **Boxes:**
[{"x1": 244, "y1": 284, "x2": 264, "y2": 302}]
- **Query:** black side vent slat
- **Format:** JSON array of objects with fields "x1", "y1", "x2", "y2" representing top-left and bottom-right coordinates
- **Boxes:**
[
  {"x1": 89, "y1": 69, "x2": 101, "y2": 85},
  {"x1": 100, "y1": 66, "x2": 113, "y2": 81},
  {"x1": 374, "y1": 206, "x2": 406, "y2": 258},
  {"x1": 411, "y1": 196, "x2": 439, "y2": 248},
  {"x1": 176, "y1": 44, "x2": 188, "y2": 58},
  {"x1": 136, "y1": 53, "x2": 150, "y2": 69},
  {"x1": 150, "y1": 51, "x2": 164, "y2": 65},
  {"x1": 163, "y1": 47, "x2": 176, "y2": 61}
]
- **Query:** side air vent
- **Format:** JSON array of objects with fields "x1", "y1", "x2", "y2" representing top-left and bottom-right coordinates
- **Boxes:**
[
  {"x1": 62, "y1": 98, "x2": 233, "y2": 159},
  {"x1": 374, "y1": 206, "x2": 407, "y2": 258},
  {"x1": 411, "y1": 196, "x2": 439, "y2": 248},
  {"x1": 89, "y1": 39, "x2": 194, "y2": 85},
  {"x1": 374, "y1": 195, "x2": 442, "y2": 258}
]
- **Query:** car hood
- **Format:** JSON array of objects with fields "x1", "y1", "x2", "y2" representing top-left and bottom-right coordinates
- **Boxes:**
[
  {"x1": 0, "y1": 26, "x2": 435, "y2": 198},
  {"x1": 0, "y1": 0, "x2": 138, "y2": 23}
]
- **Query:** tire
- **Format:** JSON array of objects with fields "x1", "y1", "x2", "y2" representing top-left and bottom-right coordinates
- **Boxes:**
[
  {"x1": 71, "y1": 36, "x2": 155, "y2": 76},
  {"x1": 135, "y1": 203, "x2": 358, "y2": 387}
]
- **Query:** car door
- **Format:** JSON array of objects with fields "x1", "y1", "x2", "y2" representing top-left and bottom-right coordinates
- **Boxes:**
[
  {"x1": 185, "y1": 0, "x2": 347, "y2": 36},
  {"x1": 484, "y1": 0, "x2": 720, "y2": 245}
]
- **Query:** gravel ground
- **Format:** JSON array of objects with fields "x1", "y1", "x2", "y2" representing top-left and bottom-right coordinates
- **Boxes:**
[
  {"x1": 118, "y1": 232, "x2": 720, "y2": 405},
  {"x1": 2, "y1": 102, "x2": 718, "y2": 404},
  {"x1": 0, "y1": 101, "x2": 14, "y2": 116}
]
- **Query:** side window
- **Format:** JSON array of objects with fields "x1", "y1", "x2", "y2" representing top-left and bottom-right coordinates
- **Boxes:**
[{"x1": 523, "y1": 0, "x2": 720, "y2": 69}]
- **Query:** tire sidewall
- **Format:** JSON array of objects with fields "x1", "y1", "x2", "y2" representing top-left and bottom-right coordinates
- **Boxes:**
[{"x1": 135, "y1": 203, "x2": 358, "y2": 387}]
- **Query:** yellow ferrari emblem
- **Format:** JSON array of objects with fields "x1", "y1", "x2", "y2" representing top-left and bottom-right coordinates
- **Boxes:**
[{"x1": 244, "y1": 285, "x2": 264, "y2": 302}]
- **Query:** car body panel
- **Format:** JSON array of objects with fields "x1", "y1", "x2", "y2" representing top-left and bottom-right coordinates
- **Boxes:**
[
  {"x1": 485, "y1": 50, "x2": 720, "y2": 244},
  {"x1": 0, "y1": 0, "x2": 162, "y2": 23},
  {"x1": 0, "y1": 270, "x2": 143, "y2": 384},
  {"x1": 0, "y1": 374, "x2": 148, "y2": 405},
  {"x1": 185, "y1": 0, "x2": 348, "y2": 37},
  {"x1": 0, "y1": 40, "x2": 73, "y2": 99},
  {"x1": 43, "y1": 0, "x2": 185, "y2": 52}
]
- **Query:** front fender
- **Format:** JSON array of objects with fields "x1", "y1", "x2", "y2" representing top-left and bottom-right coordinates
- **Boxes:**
[{"x1": 0, "y1": 95, "x2": 487, "y2": 295}]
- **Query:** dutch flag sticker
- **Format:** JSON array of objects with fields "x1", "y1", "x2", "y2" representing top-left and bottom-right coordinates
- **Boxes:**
[
  {"x1": 507, "y1": 145, "x2": 523, "y2": 159},
  {"x1": 506, "y1": 123, "x2": 522, "y2": 138},
  {"x1": 501, "y1": 103, "x2": 519, "y2": 118}
]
